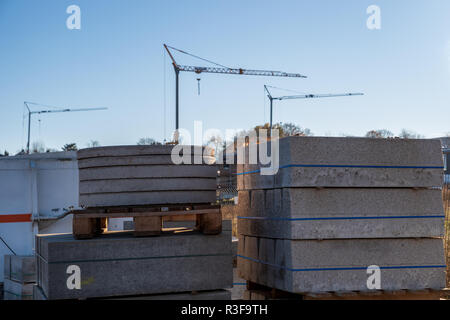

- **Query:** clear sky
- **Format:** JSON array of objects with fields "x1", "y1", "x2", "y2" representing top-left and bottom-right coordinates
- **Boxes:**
[{"x1": 1, "y1": 0, "x2": 450, "y2": 153}]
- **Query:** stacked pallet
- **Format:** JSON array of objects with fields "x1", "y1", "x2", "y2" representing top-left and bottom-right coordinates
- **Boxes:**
[
  {"x1": 3, "y1": 255, "x2": 36, "y2": 300},
  {"x1": 237, "y1": 136, "x2": 446, "y2": 296},
  {"x1": 33, "y1": 145, "x2": 233, "y2": 300}
]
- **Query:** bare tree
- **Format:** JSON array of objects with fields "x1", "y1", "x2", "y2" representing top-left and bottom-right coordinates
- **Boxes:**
[
  {"x1": 398, "y1": 129, "x2": 424, "y2": 139},
  {"x1": 87, "y1": 140, "x2": 101, "y2": 148},
  {"x1": 280, "y1": 122, "x2": 313, "y2": 137},
  {"x1": 32, "y1": 141, "x2": 46, "y2": 153},
  {"x1": 249, "y1": 122, "x2": 313, "y2": 139},
  {"x1": 137, "y1": 138, "x2": 161, "y2": 146},
  {"x1": 365, "y1": 129, "x2": 394, "y2": 139}
]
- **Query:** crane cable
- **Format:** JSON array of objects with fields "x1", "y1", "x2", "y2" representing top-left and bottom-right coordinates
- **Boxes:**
[
  {"x1": 24, "y1": 101, "x2": 66, "y2": 110},
  {"x1": 265, "y1": 85, "x2": 309, "y2": 95},
  {"x1": 165, "y1": 45, "x2": 230, "y2": 69},
  {"x1": 21, "y1": 105, "x2": 26, "y2": 151},
  {"x1": 163, "y1": 49, "x2": 167, "y2": 143},
  {"x1": 263, "y1": 86, "x2": 266, "y2": 124}
]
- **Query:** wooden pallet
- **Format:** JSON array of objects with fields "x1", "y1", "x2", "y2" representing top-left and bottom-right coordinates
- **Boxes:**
[
  {"x1": 71, "y1": 204, "x2": 221, "y2": 239},
  {"x1": 245, "y1": 281, "x2": 449, "y2": 300}
]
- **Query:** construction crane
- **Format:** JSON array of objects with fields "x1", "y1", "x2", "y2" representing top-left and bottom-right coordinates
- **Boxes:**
[
  {"x1": 163, "y1": 44, "x2": 307, "y2": 135},
  {"x1": 24, "y1": 101, "x2": 108, "y2": 154},
  {"x1": 264, "y1": 85, "x2": 364, "y2": 128}
]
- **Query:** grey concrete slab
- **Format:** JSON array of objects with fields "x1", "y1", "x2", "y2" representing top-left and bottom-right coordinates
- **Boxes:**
[
  {"x1": 239, "y1": 136, "x2": 443, "y2": 167},
  {"x1": 79, "y1": 190, "x2": 217, "y2": 207},
  {"x1": 3, "y1": 255, "x2": 36, "y2": 283},
  {"x1": 104, "y1": 289, "x2": 231, "y2": 300},
  {"x1": 78, "y1": 145, "x2": 213, "y2": 159},
  {"x1": 36, "y1": 223, "x2": 233, "y2": 300},
  {"x1": 237, "y1": 136, "x2": 444, "y2": 189},
  {"x1": 80, "y1": 178, "x2": 217, "y2": 194},
  {"x1": 34, "y1": 284, "x2": 231, "y2": 300},
  {"x1": 4, "y1": 279, "x2": 34, "y2": 300},
  {"x1": 79, "y1": 155, "x2": 216, "y2": 168},
  {"x1": 239, "y1": 165, "x2": 443, "y2": 189},
  {"x1": 236, "y1": 188, "x2": 445, "y2": 239},
  {"x1": 79, "y1": 165, "x2": 218, "y2": 181},
  {"x1": 237, "y1": 235, "x2": 446, "y2": 293}
]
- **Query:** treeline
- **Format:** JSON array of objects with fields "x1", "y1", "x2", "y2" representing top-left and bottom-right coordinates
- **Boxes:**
[{"x1": 1, "y1": 124, "x2": 446, "y2": 157}]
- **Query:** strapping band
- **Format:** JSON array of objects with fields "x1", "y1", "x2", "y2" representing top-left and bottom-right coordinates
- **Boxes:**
[{"x1": 237, "y1": 254, "x2": 446, "y2": 272}]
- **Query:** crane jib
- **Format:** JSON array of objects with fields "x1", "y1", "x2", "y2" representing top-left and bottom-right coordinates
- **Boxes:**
[{"x1": 178, "y1": 65, "x2": 306, "y2": 78}]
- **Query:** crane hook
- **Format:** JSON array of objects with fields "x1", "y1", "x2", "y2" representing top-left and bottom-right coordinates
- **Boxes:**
[{"x1": 197, "y1": 78, "x2": 201, "y2": 95}]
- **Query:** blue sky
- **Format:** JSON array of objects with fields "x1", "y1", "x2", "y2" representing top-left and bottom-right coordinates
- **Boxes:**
[{"x1": 1, "y1": 0, "x2": 450, "y2": 153}]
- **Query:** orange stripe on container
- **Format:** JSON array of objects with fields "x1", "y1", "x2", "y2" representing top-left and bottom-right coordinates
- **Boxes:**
[{"x1": 0, "y1": 214, "x2": 32, "y2": 223}]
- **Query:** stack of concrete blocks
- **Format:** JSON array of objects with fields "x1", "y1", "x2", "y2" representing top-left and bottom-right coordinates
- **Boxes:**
[
  {"x1": 34, "y1": 221, "x2": 233, "y2": 300},
  {"x1": 237, "y1": 136, "x2": 447, "y2": 294},
  {"x1": 77, "y1": 145, "x2": 217, "y2": 207},
  {"x1": 33, "y1": 145, "x2": 233, "y2": 300},
  {"x1": 3, "y1": 255, "x2": 36, "y2": 300}
]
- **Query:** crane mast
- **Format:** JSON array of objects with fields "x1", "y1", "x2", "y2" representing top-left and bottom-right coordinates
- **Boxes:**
[{"x1": 24, "y1": 101, "x2": 108, "y2": 154}]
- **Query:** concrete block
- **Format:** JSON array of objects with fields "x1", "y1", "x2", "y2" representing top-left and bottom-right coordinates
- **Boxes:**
[
  {"x1": 4, "y1": 255, "x2": 36, "y2": 283},
  {"x1": 79, "y1": 165, "x2": 217, "y2": 181},
  {"x1": 79, "y1": 164, "x2": 218, "y2": 207},
  {"x1": 80, "y1": 178, "x2": 217, "y2": 194},
  {"x1": 79, "y1": 155, "x2": 216, "y2": 168},
  {"x1": 3, "y1": 278, "x2": 33, "y2": 300},
  {"x1": 104, "y1": 290, "x2": 231, "y2": 300},
  {"x1": 80, "y1": 190, "x2": 217, "y2": 207},
  {"x1": 237, "y1": 136, "x2": 444, "y2": 189},
  {"x1": 34, "y1": 284, "x2": 231, "y2": 300},
  {"x1": 237, "y1": 188, "x2": 445, "y2": 239},
  {"x1": 237, "y1": 235, "x2": 446, "y2": 293},
  {"x1": 36, "y1": 222, "x2": 233, "y2": 300},
  {"x1": 78, "y1": 145, "x2": 213, "y2": 159}
]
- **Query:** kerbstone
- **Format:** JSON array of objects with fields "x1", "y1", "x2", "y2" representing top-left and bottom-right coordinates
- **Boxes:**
[
  {"x1": 33, "y1": 285, "x2": 231, "y2": 300},
  {"x1": 79, "y1": 155, "x2": 216, "y2": 168},
  {"x1": 80, "y1": 190, "x2": 217, "y2": 207},
  {"x1": 237, "y1": 235, "x2": 446, "y2": 293},
  {"x1": 80, "y1": 178, "x2": 217, "y2": 194},
  {"x1": 79, "y1": 165, "x2": 217, "y2": 181},
  {"x1": 78, "y1": 145, "x2": 213, "y2": 159},
  {"x1": 236, "y1": 188, "x2": 445, "y2": 239},
  {"x1": 237, "y1": 136, "x2": 443, "y2": 189},
  {"x1": 36, "y1": 222, "x2": 233, "y2": 300},
  {"x1": 77, "y1": 145, "x2": 218, "y2": 207}
]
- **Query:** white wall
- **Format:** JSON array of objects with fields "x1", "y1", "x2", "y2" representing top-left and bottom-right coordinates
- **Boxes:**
[{"x1": 0, "y1": 152, "x2": 78, "y2": 282}]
